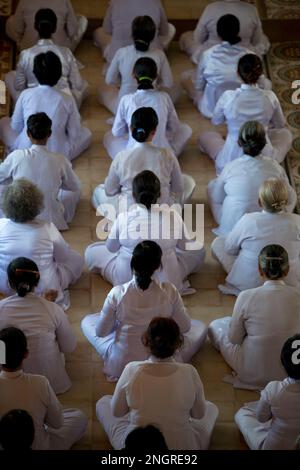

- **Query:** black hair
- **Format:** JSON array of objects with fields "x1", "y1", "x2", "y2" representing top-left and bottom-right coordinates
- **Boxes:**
[
  {"x1": 0, "y1": 409, "x2": 35, "y2": 450},
  {"x1": 132, "y1": 170, "x2": 160, "y2": 209},
  {"x1": 27, "y1": 112, "x2": 52, "y2": 141},
  {"x1": 131, "y1": 241, "x2": 162, "y2": 290},
  {"x1": 131, "y1": 107, "x2": 158, "y2": 143},
  {"x1": 7, "y1": 257, "x2": 40, "y2": 298},
  {"x1": 33, "y1": 51, "x2": 62, "y2": 86},
  {"x1": 281, "y1": 335, "x2": 300, "y2": 380},
  {"x1": 124, "y1": 425, "x2": 168, "y2": 451},
  {"x1": 258, "y1": 245, "x2": 289, "y2": 280},
  {"x1": 238, "y1": 54, "x2": 263, "y2": 84},
  {"x1": 132, "y1": 16, "x2": 156, "y2": 52},
  {"x1": 133, "y1": 57, "x2": 157, "y2": 90},
  {"x1": 216, "y1": 14, "x2": 241, "y2": 45},
  {"x1": 34, "y1": 8, "x2": 57, "y2": 38},
  {"x1": 0, "y1": 327, "x2": 28, "y2": 370},
  {"x1": 142, "y1": 317, "x2": 183, "y2": 359}
]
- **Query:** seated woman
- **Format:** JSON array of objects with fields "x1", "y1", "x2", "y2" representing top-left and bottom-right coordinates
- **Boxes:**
[
  {"x1": 198, "y1": 54, "x2": 292, "y2": 175},
  {"x1": 93, "y1": 0, "x2": 175, "y2": 64},
  {"x1": 207, "y1": 121, "x2": 296, "y2": 236},
  {"x1": 208, "y1": 245, "x2": 300, "y2": 389},
  {"x1": 86, "y1": 171, "x2": 205, "y2": 296},
  {"x1": 5, "y1": 0, "x2": 88, "y2": 51},
  {"x1": 0, "y1": 409, "x2": 35, "y2": 451},
  {"x1": 96, "y1": 317, "x2": 219, "y2": 450},
  {"x1": 211, "y1": 179, "x2": 300, "y2": 295},
  {"x1": 0, "y1": 257, "x2": 77, "y2": 394},
  {"x1": 0, "y1": 179, "x2": 84, "y2": 310},
  {"x1": 179, "y1": 0, "x2": 270, "y2": 64},
  {"x1": 82, "y1": 241, "x2": 207, "y2": 381},
  {"x1": 235, "y1": 334, "x2": 300, "y2": 449},
  {"x1": 93, "y1": 107, "x2": 196, "y2": 215},
  {"x1": 0, "y1": 112, "x2": 81, "y2": 231},
  {"x1": 124, "y1": 425, "x2": 168, "y2": 451},
  {"x1": 98, "y1": 16, "x2": 179, "y2": 115},
  {"x1": 0, "y1": 51, "x2": 91, "y2": 161},
  {"x1": 5, "y1": 9, "x2": 89, "y2": 108},
  {"x1": 104, "y1": 57, "x2": 192, "y2": 159}
]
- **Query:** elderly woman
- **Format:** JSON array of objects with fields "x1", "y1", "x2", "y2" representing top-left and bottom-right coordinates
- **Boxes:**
[{"x1": 0, "y1": 178, "x2": 83, "y2": 309}]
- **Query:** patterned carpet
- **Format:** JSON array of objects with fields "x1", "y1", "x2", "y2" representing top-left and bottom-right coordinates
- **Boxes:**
[
  {"x1": 263, "y1": 0, "x2": 300, "y2": 19},
  {"x1": 0, "y1": 0, "x2": 11, "y2": 16}
]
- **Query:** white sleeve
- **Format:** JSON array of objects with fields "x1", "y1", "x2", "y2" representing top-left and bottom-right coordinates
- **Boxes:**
[
  {"x1": 14, "y1": 52, "x2": 27, "y2": 91},
  {"x1": 105, "y1": 50, "x2": 121, "y2": 86},
  {"x1": 157, "y1": 53, "x2": 173, "y2": 88},
  {"x1": 104, "y1": 160, "x2": 121, "y2": 196},
  {"x1": 95, "y1": 289, "x2": 118, "y2": 337},
  {"x1": 11, "y1": 92, "x2": 25, "y2": 133},
  {"x1": 228, "y1": 293, "x2": 248, "y2": 345},
  {"x1": 111, "y1": 363, "x2": 133, "y2": 417},
  {"x1": 112, "y1": 98, "x2": 128, "y2": 137},
  {"x1": 54, "y1": 304, "x2": 77, "y2": 354},
  {"x1": 44, "y1": 378, "x2": 64, "y2": 429},
  {"x1": 224, "y1": 215, "x2": 249, "y2": 256}
]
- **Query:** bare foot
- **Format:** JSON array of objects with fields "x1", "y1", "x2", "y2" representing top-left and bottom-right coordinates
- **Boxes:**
[{"x1": 44, "y1": 290, "x2": 58, "y2": 302}]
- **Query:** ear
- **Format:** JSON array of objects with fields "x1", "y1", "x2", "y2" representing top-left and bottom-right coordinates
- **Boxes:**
[
  {"x1": 237, "y1": 138, "x2": 242, "y2": 148},
  {"x1": 24, "y1": 350, "x2": 29, "y2": 359},
  {"x1": 27, "y1": 130, "x2": 31, "y2": 139}
]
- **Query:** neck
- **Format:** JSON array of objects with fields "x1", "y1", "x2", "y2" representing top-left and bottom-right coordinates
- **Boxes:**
[
  {"x1": 2, "y1": 366, "x2": 22, "y2": 373},
  {"x1": 30, "y1": 138, "x2": 48, "y2": 146}
]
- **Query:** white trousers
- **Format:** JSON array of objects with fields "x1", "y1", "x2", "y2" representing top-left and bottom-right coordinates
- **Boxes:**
[{"x1": 47, "y1": 408, "x2": 88, "y2": 450}]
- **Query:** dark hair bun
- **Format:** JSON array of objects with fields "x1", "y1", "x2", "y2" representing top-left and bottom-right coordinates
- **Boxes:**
[
  {"x1": 134, "y1": 39, "x2": 150, "y2": 52},
  {"x1": 132, "y1": 127, "x2": 147, "y2": 143}
]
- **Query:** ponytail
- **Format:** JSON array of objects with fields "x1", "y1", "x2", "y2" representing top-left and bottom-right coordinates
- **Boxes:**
[
  {"x1": 132, "y1": 16, "x2": 156, "y2": 52},
  {"x1": 132, "y1": 170, "x2": 161, "y2": 210},
  {"x1": 133, "y1": 57, "x2": 157, "y2": 90},
  {"x1": 131, "y1": 241, "x2": 162, "y2": 290},
  {"x1": 131, "y1": 107, "x2": 158, "y2": 143}
]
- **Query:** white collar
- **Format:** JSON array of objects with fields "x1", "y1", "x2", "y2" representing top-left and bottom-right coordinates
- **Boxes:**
[
  {"x1": 0, "y1": 369, "x2": 23, "y2": 379},
  {"x1": 263, "y1": 280, "x2": 286, "y2": 287}
]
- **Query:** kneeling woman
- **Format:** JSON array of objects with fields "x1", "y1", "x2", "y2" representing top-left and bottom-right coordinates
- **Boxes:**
[
  {"x1": 96, "y1": 317, "x2": 218, "y2": 450},
  {"x1": 82, "y1": 241, "x2": 207, "y2": 381}
]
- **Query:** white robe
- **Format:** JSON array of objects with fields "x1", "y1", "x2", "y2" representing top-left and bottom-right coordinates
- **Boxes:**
[
  {"x1": 5, "y1": 0, "x2": 88, "y2": 51},
  {"x1": 81, "y1": 278, "x2": 208, "y2": 379},
  {"x1": 0, "y1": 370, "x2": 87, "y2": 450},
  {"x1": 0, "y1": 293, "x2": 77, "y2": 394},
  {"x1": 104, "y1": 89, "x2": 192, "y2": 159},
  {"x1": 0, "y1": 145, "x2": 81, "y2": 230},
  {"x1": 5, "y1": 39, "x2": 89, "y2": 108},
  {"x1": 179, "y1": 0, "x2": 270, "y2": 63},
  {"x1": 0, "y1": 85, "x2": 92, "y2": 161},
  {"x1": 85, "y1": 204, "x2": 205, "y2": 295},
  {"x1": 235, "y1": 378, "x2": 300, "y2": 450},
  {"x1": 207, "y1": 154, "x2": 297, "y2": 236},
  {"x1": 208, "y1": 280, "x2": 300, "y2": 389},
  {"x1": 96, "y1": 357, "x2": 219, "y2": 450},
  {"x1": 211, "y1": 211, "x2": 300, "y2": 295},
  {"x1": 0, "y1": 218, "x2": 84, "y2": 310}
]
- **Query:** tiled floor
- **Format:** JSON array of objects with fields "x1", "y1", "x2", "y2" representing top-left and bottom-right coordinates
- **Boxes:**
[{"x1": 61, "y1": 39, "x2": 258, "y2": 450}]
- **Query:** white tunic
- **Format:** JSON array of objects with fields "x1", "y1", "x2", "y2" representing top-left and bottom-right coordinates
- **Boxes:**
[
  {"x1": 0, "y1": 293, "x2": 77, "y2": 394},
  {"x1": 0, "y1": 218, "x2": 84, "y2": 309},
  {"x1": 0, "y1": 145, "x2": 81, "y2": 230},
  {"x1": 208, "y1": 154, "x2": 297, "y2": 236}
]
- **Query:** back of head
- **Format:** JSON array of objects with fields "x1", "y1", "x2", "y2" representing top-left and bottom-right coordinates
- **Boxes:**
[
  {"x1": 2, "y1": 178, "x2": 44, "y2": 223},
  {"x1": 7, "y1": 257, "x2": 40, "y2": 298},
  {"x1": 132, "y1": 170, "x2": 161, "y2": 209},
  {"x1": 238, "y1": 54, "x2": 263, "y2": 84},
  {"x1": 33, "y1": 51, "x2": 62, "y2": 86},
  {"x1": 124, "y1": 425, "x2": 168, "y2": 451},
  {"x1": 27, "y1": 112, "x2": 52, "y2": 141},
  {"x1": 131, "y1": 241, "x2": 162, "y2": 290},
  {"x1": 142, "y1": 317, "x2": 183, "y2": 359},
  {"x1": 217, "y1": 14, "x2": 241, "y2": 45},
  {"x1": 0, "y1": 327, "x2": 28, "y2": 370},
  {"x1": 34, "y1": 8, "x2": 57, "y2": 39},
  {"x1": 131, "y1": 107, "x2": 158, "y2": 143},
  {"x1": 259, "y1": 178, "x2": 289, "y2": 213},
  {"x1": 0, "y1": 409, "x2": 35, "y2": 451},
  {"x1": 132, "y1": 16, "x2": 156, "y2": 52},
  {"x1": 281, "y1": 334, "x2": 300, "y2": 380},
  {"x1": 258, "y1": 244, "x2": 289, "y2": 280},
  {"x1": 133, "y1": 57, "x2": 158, "y2": 90},
  {"x1": 238, "y1": 120, "x2": 266, "y2": 157}
]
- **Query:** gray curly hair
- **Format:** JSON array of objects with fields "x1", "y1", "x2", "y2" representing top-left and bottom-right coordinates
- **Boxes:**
[{"x1": 2, "y1": 178, "x2": 44, "y2": 223}]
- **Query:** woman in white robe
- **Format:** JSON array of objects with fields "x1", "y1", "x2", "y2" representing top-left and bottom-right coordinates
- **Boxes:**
[
  {"x1": 235, "y1": 335, "x2": 300, "y2": 449},
  {"x1": 0, "y1": 52, "x2": 91, "y2": 161},
  {"x1": 98, "y1": 15, "x2": 179, "y2": 114},
  {"x1": 93, "y1": 0, "x2": 175, "y2": 63},
  {"x1": 82, "y1": 241, "x2": 207, "y2": 381},
  {"x1": 0, "y1": 257, "x2": 77, "y2": 394},
  {"x1": 198, "y1": 54, "x2": 292, "y2": 175},
  {"x1": 93, "y1": 107, "x2": 195, "y2": 215},
  {"x1": 5, "y1": 0, "x2": 88, "y2": 51},
  {"x1": 5, "y1": 9, "x2": 89, "y2": 108},
  {"x1": 209, "y1": 245, "x2": 300, "y2": 389},
  {"x1": 96, "y1": 317, "x2": 218, "y2": 450},
  {"x1": 0, "y1": 179, "x2": 84, "y2": 310},
  {"x1": 211, "y1": 179, "x2": 300, "y2": 295},
  {"x1": 208, "y1": 121, "x2": 297, "y2": 236},
  {"x1": 86, "y1": 171, "x2": 205, "y2": 296},
  {"x1": 0, "y1": 112, "x2": 81, "y2": 231},
  {"x1": 0, "y1": 327, "x2": 87, "y2": 450},
  {"x1": 104, "y1": 58, "x2": 192, "y2": 159},
  {"x1": 179, "y1": 0, "x2": 270, "y2": 63}
]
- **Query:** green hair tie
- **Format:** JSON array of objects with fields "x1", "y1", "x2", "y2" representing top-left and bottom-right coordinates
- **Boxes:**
[{"x1": 138, "y1": 76, "x2": 153, "y2": 81}]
